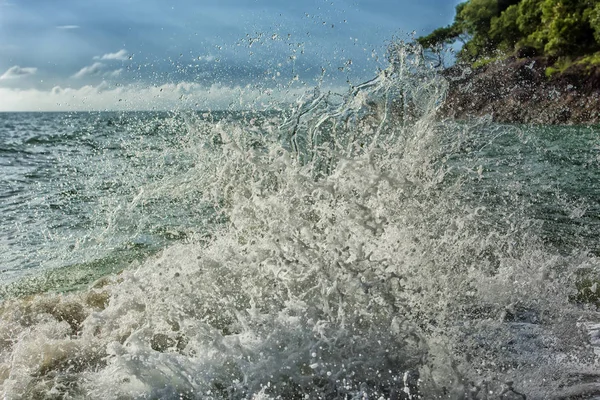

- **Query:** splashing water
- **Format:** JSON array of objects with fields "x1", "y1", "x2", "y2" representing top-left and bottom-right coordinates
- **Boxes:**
[{"x1": 1, "y1": 44, "x2": 599, "y2": 399}]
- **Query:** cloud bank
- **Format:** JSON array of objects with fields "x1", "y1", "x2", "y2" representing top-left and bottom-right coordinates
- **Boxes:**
[
  {"x1": 94, "y1": 49, "x2": 128, "y2": 61},
  {"x1": 0, "y1": 66, "x2": 38, "y2": 80},
  {"x1": 0, "y1": 81, "x2": 344, "y2": 112},
  {"x1": 107, "y1": 68, "x2": 123, "y2": 78},
  {"x1": 72, "y1": 62, "x2": 105, "y2": 78}
]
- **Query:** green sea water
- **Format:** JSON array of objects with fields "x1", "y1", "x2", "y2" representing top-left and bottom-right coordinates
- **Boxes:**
[{"x1": 2, "y1": 112, "x2": 597, "y2": 294}]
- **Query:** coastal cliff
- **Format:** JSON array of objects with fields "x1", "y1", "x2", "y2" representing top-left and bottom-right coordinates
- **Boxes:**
[
  {"x1": 441, "y1": 57, "x2": 600, "y2": 125},
  {"x1": 416, "y1": 0, "x2": 600, "y2": 125}
]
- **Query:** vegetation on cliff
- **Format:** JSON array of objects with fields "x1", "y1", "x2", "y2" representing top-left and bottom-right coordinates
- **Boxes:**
[
  {"x1": 415, "y1": 0, "x2": 600, "y2": 124},
  {"x1": 418, "y1": 0, "x2": 600, "y2": 66}
]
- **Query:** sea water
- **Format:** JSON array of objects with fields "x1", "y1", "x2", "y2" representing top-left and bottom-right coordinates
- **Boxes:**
[{"x1": 1, "y1": 47, "x2": 600, "y2": 399}]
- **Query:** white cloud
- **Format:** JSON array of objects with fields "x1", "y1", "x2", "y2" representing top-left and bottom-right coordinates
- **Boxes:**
[
  {"x1": 105, "y1": 68, "x2": 123, "y2": 78},
  {"x1": 0, "y1": 66, "x2": 37, "y2": 80},
  {"x1": 72, "y1": 62, "x2": 105, "y2": 79},
  {"x1": 94, "y1": 49, "x2": 128, "y2": 61},
  {"x1": 56, "y1": 25, "x2": 80, "y2": 30},
  {"x1": 0, "y1": 82, "x2": 344, "y2": 112}
]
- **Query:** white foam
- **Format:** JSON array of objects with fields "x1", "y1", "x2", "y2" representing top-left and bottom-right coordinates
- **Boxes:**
[{"x1": 1, "y1": 44, "x2": 599, "y2": 399}]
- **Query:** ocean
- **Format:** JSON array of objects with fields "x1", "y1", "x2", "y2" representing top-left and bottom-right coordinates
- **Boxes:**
[{"x1": 1, "y1": 49, "x2": 600, "y2": 399}]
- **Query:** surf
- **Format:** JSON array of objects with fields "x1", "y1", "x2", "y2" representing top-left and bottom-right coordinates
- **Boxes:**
[{"x1": 0, "y1": 43, "x2": 599, "y2": 399}]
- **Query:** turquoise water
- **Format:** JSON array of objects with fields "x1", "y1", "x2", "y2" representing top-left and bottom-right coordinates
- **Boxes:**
[
  {"x1": 3, "y1": 113, "x2": 597, "y2": 292},
  {"x1": 1, "y1": 53, "x2": 600, "y2": 398},
  {"x1": 1, "y1": 111, "x2": 224, "y2": 292}
]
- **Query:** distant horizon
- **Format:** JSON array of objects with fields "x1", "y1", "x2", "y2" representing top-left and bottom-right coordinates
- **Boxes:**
[
  {"x1": 0, "y1": 81, "x2": 351, "y2": 112},
  {"x1": 0, "y1": 108, "x2": 293, "y2": 114}
]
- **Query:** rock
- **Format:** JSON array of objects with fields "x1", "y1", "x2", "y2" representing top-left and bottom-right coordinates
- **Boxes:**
[
  {"x1": 440, "y1": 57, "x2": 600, "y2": 125},
  {"x1": 516, "y1": 46, "x2": 538, "y2": 59}
]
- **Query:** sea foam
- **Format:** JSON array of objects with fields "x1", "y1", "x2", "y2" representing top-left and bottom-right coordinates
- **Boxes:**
[{"x1": 1, "y1": 44, "x2": 599, "y2": 399}]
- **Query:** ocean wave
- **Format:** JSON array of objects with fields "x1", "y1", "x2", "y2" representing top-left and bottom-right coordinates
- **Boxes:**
[{"x1": 0, "y1": 44, "x2": 599, "y2": 399}]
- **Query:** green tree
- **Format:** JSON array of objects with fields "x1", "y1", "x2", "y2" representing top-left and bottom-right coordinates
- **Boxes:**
[
  {"x1": 417, "y1": 25, "x2": 461, "y2": 49},
  {"x1": 455, "y1": 0, "x2": 502, "y2": 60},
  {"x1": 490, "y1": 4, "x2": 522, "y2": 51},
  {"x1": 417, "y1": 2, "x2": 472, "y2": 50},
  {"x1": 517, "y1": 0, "x2": 543, "y2": 43},
  {"x1": 498, "y1": 0, "x2": 521, "y2": 13},
  {"x1": 458, "y1": 0, "x2": 499, "y2": 36},
  {"x1": 537, "y1": 0, "x2": 597, "y2": 56},
  {"x1": 417, "y1": 0, "x2": 600, "y2": 66},
  {"x1": 584, "y1": 2, "x2": 600, "y2": 44}
]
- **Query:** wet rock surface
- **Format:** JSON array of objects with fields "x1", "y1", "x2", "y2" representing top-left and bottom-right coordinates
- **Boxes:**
[{"x1": 441, "y1": 57, "x2": 600, "y2": 125}]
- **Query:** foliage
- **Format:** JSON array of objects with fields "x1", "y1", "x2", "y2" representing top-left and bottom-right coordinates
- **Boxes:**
[
  {"x1": 577, "y1": 51, "x2": 600, "y2": 67},
  {"x1": 537, "y1": 0, "x2": 597, "y2": 56},
  {"x1": 544, "y1": 57, "x2": 572, "y2": 78},
  {"x1": 585, "y1": 3, "x2": 600, "y2": 44},
  {"x1": 545, "y1": 51, "x2": 600, "y2": 77},
  {"x1": 471, "y1": 54, "x2": 505, "y2": 69},
  {"x1": 459, "y1": 0, "x2": 499, "y2": 36},
  {"x1": 416, "y1": 25, "x2": 461, "y2": 49},
  {"x1": 490, "y1": 4, "x2": 520, "y2": 51},
  {"x1": 418, "y1": 0, "x2": 600, "y2": 64}
]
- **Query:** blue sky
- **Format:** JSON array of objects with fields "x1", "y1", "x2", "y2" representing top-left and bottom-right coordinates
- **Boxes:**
[{"x1": 0, "y1": 0, "x2": 461, "y2": 111}]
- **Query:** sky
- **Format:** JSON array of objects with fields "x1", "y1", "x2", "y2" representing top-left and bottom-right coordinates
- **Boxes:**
[{"x1": 0, "y1": 0, "x2": 461, "y2": 111}]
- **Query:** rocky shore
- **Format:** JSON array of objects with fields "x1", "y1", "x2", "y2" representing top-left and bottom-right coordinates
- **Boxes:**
[{"x1": 441, "y1": 57, "x2": 600, "y2": 125}]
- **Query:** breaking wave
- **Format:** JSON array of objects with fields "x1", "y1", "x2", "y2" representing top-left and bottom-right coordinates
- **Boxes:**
[{"x1": 1, "y1": 44, "x2": 599, "y2": 399}]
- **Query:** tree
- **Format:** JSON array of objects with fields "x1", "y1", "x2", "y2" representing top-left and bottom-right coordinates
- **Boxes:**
[
  {"x1": 498, "y1": 0, "x2": 521, "y2": 14},
  {"x1": 458, "y1": 0, "x2": 499, "y2": 36},
  {"x1": 585, "y1": 3, "x2": 600, "y2": 44},
  {"x1": 417, "y1": 0, "x2": 600, "y2": 65},
  {"x1": 537, "y1": 0, "x2": 597, "y2": 56},
  {"x1": 517, "y1": 0, "x2": 543, "y2": 44},
  {"x1": 490, "y1": 4, "x2": 522, "y2": 51},
  {"x1": 417, "y1": 25, "x2": 461, "y2": 49}
]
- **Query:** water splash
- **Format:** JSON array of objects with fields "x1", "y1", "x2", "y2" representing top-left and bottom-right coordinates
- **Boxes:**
[{"x1": 1, "y1": 44, "x2": 599, "y2": 399}]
